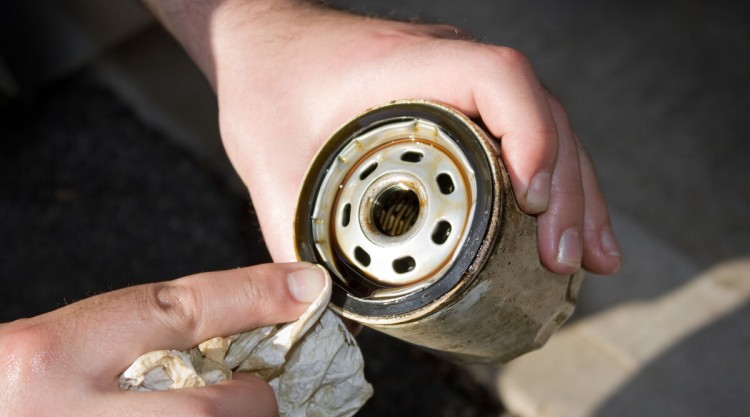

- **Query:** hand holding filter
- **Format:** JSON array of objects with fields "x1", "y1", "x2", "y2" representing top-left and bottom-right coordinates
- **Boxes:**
[{"x1": 295, "y1": 100, "x2": 584, "y2": 364}]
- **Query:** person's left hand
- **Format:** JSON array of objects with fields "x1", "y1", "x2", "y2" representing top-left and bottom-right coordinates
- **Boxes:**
[{"x1": 146, "y1": 0, "x2": 622, "y2": 275}]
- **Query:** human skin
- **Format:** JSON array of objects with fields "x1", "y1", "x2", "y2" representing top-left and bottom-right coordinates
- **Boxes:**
[
  {"x1": 146, "y1": 0, "x2": 622, "y2": 276},
  {"x1": 0, "y1": 263, "x2": 328, "y2": 416},
  {"x1": 0, "y1": 1, "x2": 623, "y2": 415}
]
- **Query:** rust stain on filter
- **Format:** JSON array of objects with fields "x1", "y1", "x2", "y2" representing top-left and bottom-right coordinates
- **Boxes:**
[{"x1": 294, "y1": 100, "x2": 583, "y2": 364}]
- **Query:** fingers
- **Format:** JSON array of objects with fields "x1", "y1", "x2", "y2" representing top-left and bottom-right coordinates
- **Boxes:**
[
  {"x1": 101, "y1": 373, "x2": 277, "y2": 417},
  {"x1": 417, "y1": 40, "x2": 621, "y2": 275},
  {"x1": 52, "y1": 262, "x2": 329, "y2": 376},
  {"x1": 462, "y1": 42, "x2": 621, "y2": 275},
  {"x1": 394, "y1": 35, "x2": 621, "y2": 275},
  {"x1": 534, "y1": 95, "x2": 622, "y2": 275},
  {"x1": 438, "y1": 42, "x2": 575, "y2": 272},
  {"x1": 472, "y1": 45, "x2": 559, "y2": 215},
  {"x1": 578, "y1": 142, "x2": 623, "y2": 274},
  {"x1": 536, "y1": 96, "x2": 584, "y2": 274}
]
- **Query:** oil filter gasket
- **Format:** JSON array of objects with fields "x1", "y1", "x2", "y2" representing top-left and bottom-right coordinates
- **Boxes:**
[{"x1": 295, "y1": 100, "x2": 583, "y2": 364}]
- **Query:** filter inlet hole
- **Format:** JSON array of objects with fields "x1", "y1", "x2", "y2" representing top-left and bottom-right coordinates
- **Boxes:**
[
  {"x1": 341, "y1": 203, "x2": 351, "y2": 227},
  {"x1": 437, "y1": 173, "x2": 455, "y2": 195},
  {"x1": 431, "y1": 221, "x2": 452, "y2": 245},
  {"x1": 354, "y1": 246, "x2": 371, "y2": 267},
  {"x1": 400, "y1": 151, "x2": 424, "y2": 163},
  {"x1": 393, "y1": 256, "x2": 416, "y2": 274},
  {"x1": 372, "y1": 186, "x2": 420, "y2": 237},
  {"x1": 359, "y1": 162, "x2": 378, "y2": 181}
]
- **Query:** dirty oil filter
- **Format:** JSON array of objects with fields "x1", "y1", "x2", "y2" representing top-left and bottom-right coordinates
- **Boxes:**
[{"x1": 294, "y1": 100, "x2": 583, "y2": 364}]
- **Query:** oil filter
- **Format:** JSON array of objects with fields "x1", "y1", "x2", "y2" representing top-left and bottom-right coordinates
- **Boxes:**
[{"x1": 294, "y1": 100, "x2": 583, "y2": 364}]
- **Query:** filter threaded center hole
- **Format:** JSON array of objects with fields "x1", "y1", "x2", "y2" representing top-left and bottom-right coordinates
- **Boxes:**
[{"x1": 371, "y1": 186, "x2": 420, "y2": 237}]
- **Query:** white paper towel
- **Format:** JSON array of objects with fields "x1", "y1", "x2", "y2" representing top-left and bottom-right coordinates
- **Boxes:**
[{"x1": 120, "y1": 270, "x2": 372, "y2": 417}]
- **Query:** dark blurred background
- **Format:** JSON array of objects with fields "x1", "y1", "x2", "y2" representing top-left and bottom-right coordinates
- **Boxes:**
[{"x1": 1, "y1": 1, "x2": 748, "y2": 416}]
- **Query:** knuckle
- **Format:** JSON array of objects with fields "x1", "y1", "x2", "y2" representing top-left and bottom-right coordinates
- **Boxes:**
[
  {"x1": 505, "y1": 124, "x2": 558, "y2": 148},
  {"x1": 554, "y1": 177, "x2": 585, "y2": 203},
  {"x1": 149, "y1": 282, "x2": 202, "y2": 336},
  {"x1": 533, "y1": 124, "x2": 560, "y2": 144},
  {"x1": 370, "y1": 25, "x2": 422, "y2": 45},
  {"x1": 546, "y1": 94, "x2": 568, "y2": 118},
  {"x1": 429, "y1": 23, "x2": 471, "y2": 39},
  {"x1": 239, "y1": 268, "x2": 273, "y2": 303},
  {"x1": 487, "y1": 45, "x2": 531, "y2": 69},
  {"x1": 0, "y1": 320, "x2": 60, "y2": 385}
]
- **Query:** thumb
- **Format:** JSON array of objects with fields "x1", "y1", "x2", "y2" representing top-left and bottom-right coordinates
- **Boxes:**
[{"x1": 53, "y1": 262, "x2": 330, "y2": 377}]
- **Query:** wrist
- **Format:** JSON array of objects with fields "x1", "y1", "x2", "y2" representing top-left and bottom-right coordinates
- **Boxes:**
[{"x1": 142, "y1": 0, "x2": 321, "y2": 89}]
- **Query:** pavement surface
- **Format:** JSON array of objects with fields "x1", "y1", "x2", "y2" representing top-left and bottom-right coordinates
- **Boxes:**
[{"x1": 1, "y1": 1, "x2": 749, "y2": 416}]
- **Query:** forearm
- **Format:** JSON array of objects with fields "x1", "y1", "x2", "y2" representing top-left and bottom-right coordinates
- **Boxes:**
[{"x1": 140, "y1": 0, "x2": 330, "y2": 90}]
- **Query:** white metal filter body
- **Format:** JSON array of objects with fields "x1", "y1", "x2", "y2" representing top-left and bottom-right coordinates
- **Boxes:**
[{"x1": 294, "y1": 100, "x2": 583, "y2": 364}]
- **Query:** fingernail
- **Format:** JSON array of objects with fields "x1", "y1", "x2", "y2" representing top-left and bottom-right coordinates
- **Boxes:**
[
  {"x1": 600, "y1": 227, "x2": 622, "y2": 258},
  {"x1": 526, "y1": 172, "x2": 551, "y2": 212},
  {"x1": 557, "y1": 227, "x2": 582, "y2": 268},
  {"x1": 287, "y1": 265, "x2": 326, "y2": 303}
]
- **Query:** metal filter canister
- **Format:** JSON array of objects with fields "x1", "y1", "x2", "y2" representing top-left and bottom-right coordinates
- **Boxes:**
[{"x1": 294, "y1": 100, "x2": 583, "y2": 364}]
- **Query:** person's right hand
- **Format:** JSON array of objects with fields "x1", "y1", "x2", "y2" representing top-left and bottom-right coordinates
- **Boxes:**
[{"x1": 0, "y1": 262, "x2": 327, "y2": 416}]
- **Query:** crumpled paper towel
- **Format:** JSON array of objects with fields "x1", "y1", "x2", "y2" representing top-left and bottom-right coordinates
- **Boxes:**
[{"x1": 119, "y1": 268, "x2": 373, "y2": 417}]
